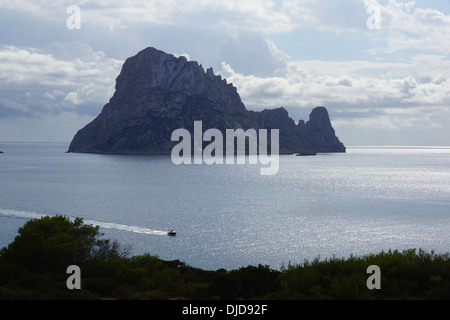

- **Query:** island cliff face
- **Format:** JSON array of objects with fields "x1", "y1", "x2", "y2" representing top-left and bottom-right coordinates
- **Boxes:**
[{"x1": 68, "y1": 47, "x2": 345, "y2": 155}]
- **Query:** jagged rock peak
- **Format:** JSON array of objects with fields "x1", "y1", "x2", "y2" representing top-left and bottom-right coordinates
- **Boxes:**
[
  {"x1": 68, "y1": 47, "x2": 346, "y2": 155},
  {"x1": 112, "y1": 47, "x2": 245, "y2": 115},
  {"x1": 308, "y1": 107, "x2": 331, "y2": 126},
  {"x1": 305, "y1": 107, "x2": 346, "y2": 153}
]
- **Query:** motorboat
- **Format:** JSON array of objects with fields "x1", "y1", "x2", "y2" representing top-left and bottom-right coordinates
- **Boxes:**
[{"x1": 167, "y1": 230, "x2": 177, "y2": 236}]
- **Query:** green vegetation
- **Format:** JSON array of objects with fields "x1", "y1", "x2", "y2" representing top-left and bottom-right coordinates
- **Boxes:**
[{"x1": 1, "y1": 216, "x2": 449, "y2": 300}]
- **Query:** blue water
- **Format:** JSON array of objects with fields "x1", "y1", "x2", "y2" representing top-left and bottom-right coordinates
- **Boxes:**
[{"x1": 1, "y1": 142, "x2": 449, "y2": 270}]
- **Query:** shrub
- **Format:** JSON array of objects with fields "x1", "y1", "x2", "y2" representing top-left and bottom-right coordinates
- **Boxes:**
[
  {"x1": 279, "y1": 249, "x2": 450, "y2": 300},
  {"x1": 0, "y1": 215, "x2": 128, "y2": 273}
]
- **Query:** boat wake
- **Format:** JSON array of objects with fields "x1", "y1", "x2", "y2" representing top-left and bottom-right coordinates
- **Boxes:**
[{"x1": 0, "y1": 208, "x2": 169, "y2": 236}]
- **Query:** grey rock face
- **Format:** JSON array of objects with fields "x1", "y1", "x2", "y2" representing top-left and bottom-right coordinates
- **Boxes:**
[
  {"x1": 68, "y1": 47, "x2": 345, "y2": 155},
  {"x1": 304, "y1": 107, "x2": 346, "y2": 153}
]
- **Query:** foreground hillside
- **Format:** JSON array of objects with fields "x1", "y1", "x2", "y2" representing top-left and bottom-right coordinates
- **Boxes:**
[{"x1": 0, "y1": 216, "x2": 449, "y2": 300}]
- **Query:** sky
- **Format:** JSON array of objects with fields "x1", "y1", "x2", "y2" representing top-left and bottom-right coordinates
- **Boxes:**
[{"x1": 0, "y1": 0, "x2": 449, "y2": 146}]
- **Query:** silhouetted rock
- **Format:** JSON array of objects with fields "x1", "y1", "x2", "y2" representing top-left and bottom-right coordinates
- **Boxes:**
[
  {"x1": 304, "y1": 107, "x2": 346, "y2": 153},
  {"x1": 68, "y1": 47, "x2": 345, "y2": 155}
]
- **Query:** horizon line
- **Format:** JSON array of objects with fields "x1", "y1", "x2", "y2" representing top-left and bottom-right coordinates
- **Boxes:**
[{"x1": 1, "y1": 141, "x2": 450, "y2": 149}]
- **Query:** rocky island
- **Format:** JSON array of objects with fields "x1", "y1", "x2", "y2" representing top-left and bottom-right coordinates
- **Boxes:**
[{"x1": 68, "y1": 47, "x2": 345, "y2": 155}]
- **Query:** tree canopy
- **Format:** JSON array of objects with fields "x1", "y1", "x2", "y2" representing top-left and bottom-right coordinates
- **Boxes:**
[
  {"x1": 1, "y1": 216, "x2": 449, "y2": 300},
  {"x1": 0, "y1": 215, "x2": 127, "y2": 273}
]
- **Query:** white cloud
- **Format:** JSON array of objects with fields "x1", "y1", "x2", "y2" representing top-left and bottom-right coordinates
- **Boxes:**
[
  {"x1": 220, "y1": 33, "x2": 290, "y2": 76},
  {"x1": 217, "y1": 36, "x2": 450, "y2": 140},
  {"x1": 0, "y1": 0, "x2": 297, "y2": 34},
  {"x1": 0, "y1": 43, "x2": 122, "y2": 118},
  {"x1": 0, "y1": 45, "x2": 75, "y2": 86},
  {"x1": 2, "y1": 0, "x2": 448, "y2": 55},
  {"x1": 221, "y1": 53, "x2": 450, "y2": 110},
  {"x1": 282, "y1": 0, "x2": 369, "y2": 32},
  {"x1": 363, "y1": 0, "x2": 450, "y2": 54},
  {"x1": 1, "y1": 0, "x2": 449, "y2": 145},
  {"x1": 64, "y1": 92, "x2": 84, "y2": 106}
]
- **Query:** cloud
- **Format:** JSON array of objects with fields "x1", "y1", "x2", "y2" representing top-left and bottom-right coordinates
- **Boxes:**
[
  {"x1": 0, "y1": 42, "x2": 123, "y2": 141},
  {"x1": 218, "y1": 37, "x2": 450, "y2": 139},
  {"x1": 282, "y1": 0, "x2": 369, "y2": 32},
  {"x1": 220, "y1": 32, "x2": 290, "y2": 77},
  {"x1": 0, "y1": 43, "x2": 122, "y2": 117},
  {"x1": 362, "y1": 0, "x2": 450, "y2": 54},
  {"x1": 0, "y1": 0, "x2": 449, "y2": 145},
  {"x1": 220, "y1": 56, "x2": 450, "y2": 109},
  {"x1": 0, "y1": 0, "x2": 296, "y2": 34},
  {"x1": 2, "y1": 0, "x2": 448, "y2": 56}
]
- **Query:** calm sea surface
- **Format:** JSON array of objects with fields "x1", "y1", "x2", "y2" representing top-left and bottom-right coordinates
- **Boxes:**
[{"x1": 1, "y1": 142, "x2": 449, "y2": 270}]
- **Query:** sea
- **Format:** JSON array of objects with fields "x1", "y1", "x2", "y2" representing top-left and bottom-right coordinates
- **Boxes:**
[{"x1": 0, "y1": 142, "x2": 449, "y2": 271}]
